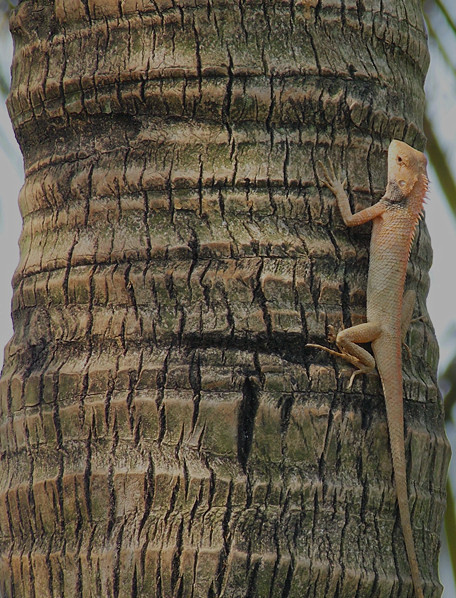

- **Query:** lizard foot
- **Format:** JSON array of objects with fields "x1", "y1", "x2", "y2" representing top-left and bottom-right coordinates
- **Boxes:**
[
  {"x1": 306, "y1": 343, "x2": 346, "y2": 360},
  {"x1": 306, "y1": 343, "x2": 375, "y2": 390},
  {"x1": 347, "y1": 365, "x2": 375, "y2": 389},
  {"x1": 317, "y1": 159, "x2": 347, "y2": 195},
  {"x1": 306, "y1": 343, "x2": 363, "y2": 370}
]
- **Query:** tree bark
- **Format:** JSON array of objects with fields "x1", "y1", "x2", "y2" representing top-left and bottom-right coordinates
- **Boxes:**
[{"x1": 0, "y1": 0, "x2": 449, "y2": 597}]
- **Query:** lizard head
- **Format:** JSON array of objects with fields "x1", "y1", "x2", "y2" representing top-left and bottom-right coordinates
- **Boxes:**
[{"x1": 384, "y1": 140, "x2": 428, "y2": 210}]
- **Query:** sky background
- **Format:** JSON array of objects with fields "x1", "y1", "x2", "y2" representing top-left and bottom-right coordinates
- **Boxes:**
[{"x1": 0, "y1": 13, "x2": 455, "y2": 596}]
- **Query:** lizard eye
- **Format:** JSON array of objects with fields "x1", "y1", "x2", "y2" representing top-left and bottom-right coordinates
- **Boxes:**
[
  {"x1": 398, "y1": 180, "x2": 406, "y2": 188},
  {"x1": 397, "y1": 156, "x2": 403, "y2": 163}
]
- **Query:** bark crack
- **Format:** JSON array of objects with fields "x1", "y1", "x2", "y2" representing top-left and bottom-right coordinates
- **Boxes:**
[{"x1": 237, "y1": 378, "x2": 259, "y2": 473}]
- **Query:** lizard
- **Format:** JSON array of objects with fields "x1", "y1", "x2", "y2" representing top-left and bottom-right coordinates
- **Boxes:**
[{"x1": 307, "y1": 139, "x2": 428, "y2": 598}]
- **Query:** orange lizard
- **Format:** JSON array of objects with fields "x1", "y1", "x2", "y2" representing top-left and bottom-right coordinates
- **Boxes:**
[{"x1": 308, "y1": 140, "x2": 428, "y2": 598}]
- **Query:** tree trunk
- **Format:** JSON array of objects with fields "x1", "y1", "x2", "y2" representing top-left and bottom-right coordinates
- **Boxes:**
[{"x1": 0, "y1": 0, "x2": 449, "y2": 597}]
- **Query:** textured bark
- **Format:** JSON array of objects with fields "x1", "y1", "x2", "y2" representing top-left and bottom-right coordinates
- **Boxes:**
[{"x1": 0, "y1": 0, "x2": 450, "y2": 597}]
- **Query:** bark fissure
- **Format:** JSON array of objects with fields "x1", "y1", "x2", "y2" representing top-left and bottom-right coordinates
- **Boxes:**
[{"x1": 237, "y1": 378, "x2": 259, "y2": 473}]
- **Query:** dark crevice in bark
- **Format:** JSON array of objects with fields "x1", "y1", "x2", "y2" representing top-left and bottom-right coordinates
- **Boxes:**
[
  {"x1": 138, "y1": 454, "x2": 155, "y2": 538},
  {"x1": 327, "y1": 225, "x2": 342, "y2": 261},
  {"x1": 83, "y1": 424, "x2": 93, "y2": 523},
  {"x1": 55, "y1": 556, "x2": 65, "y2": 597},
  {"x1": 158, "y1": 403, "x2": 167, "y2": 444},
  {"x1": 125, "y1": 262, "x2": 139, "y2": 319},
  {"x1": 237, "y1": 377, "x2": 259, "y2": 473},
  {"x1": 189, "y1": 350, "x2": 202, "y2": 432},
  {"x1": 104, "y1": 369, "x2": 115, "y2": 430},
  {"x1": 156, "y1": 552, "x2": 163, "y2": 598},
  {"x1": 95, "y1": 560, "x2": 103, "y2": 596},
  {"x1": 139, "y1": 528, "x2": 151, "y2": 584},
  {"x1": 106, "y1": 425, "x2": 119, "y2": 538},
  {"x1": 188, "y1": 483, "x2": 203, "y2": 534},
  {"x1": 279, "y1": 393, "x2": 294, "y2": 458},
  {"x1": 171, "y1": 518, "x2": 184, "y2": 594},
  {"x1": 182, "y1": 457, "x2": 189, "y2": 499},
  {"x1": 80, "y1": 0, "x2": 92, "y2": 24},
  {"x1": 319, "y1": 397, "x2": 335, "y2": 483},
  {"x1": 308, "y1": 258, "x2": 321, "y2": 314},
  {"x1": 197, "y1": 156, "x2": 204, "y2": 216},
  {"x1": 44, "y1": 541, "x2": 54, "y2": 598},
  {"x1": 75, "y1": 557, "x2": 83, "y2": 598},
  {"x1": 283, "y1": 137, "x2": 290, "y2": 190},
  {"x1": 131, "y1": 564, "x2": 138, "y2": 598},
  {"x1": 166, "y1": 159, "x2": 175, "y2": 224},
  {"x1": 217, "y1": 187, "x2": 226, "y2": 222},
  {"x1": 222, "y1": 50, "x2": 234, "y2": 141},
  {"x1": 252, "y1": 259, "x2": 272, "y2": 340},
  {"x1": 214, "y1": 549, "x2": 228, "y2": 597},
  {"x1": 52, "y1": 397, "x2": 65, "y2": 535},
  {"x1": 164, "y1": 477, "x2": 181, "y2": 527},
  {"x1": 187, "y1": 228, "x2": 200, "y2": 296},
  {"x1": 156, "y1": 351, "x2": 170, "y2": 444},
  {"x1": 113, "y1": 524, "x2": 125, "y2": 598},
  {"x1": 245, "y1": 560, "x2": 260, "y2": 598},
  {"x1": 281, "y1": 561, "x2": 294, "y2": 598}
]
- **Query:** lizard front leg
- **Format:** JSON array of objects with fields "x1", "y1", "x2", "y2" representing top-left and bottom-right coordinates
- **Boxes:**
[
  {"x1": 307, "y1": 321, "x2": 381, "y2": 388},
  {"x1": 318, "y1": 160, "x2": 386, "y2": 226}
]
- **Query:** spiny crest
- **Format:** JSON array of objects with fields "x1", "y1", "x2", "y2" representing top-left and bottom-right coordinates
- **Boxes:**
[
  {"x1": 409, "y1": 173, "x2": 429, "y2": 256},
  {"x1": 408, "y1": 172, "x2": 429, "y2": 218}
]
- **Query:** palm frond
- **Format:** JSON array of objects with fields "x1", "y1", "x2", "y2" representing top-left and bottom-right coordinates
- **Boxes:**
[
  {"x1": 424, "y1": 115, "x2": 456, "y2": 219},
  {"x1": 434, "y1": 0, "x2": 456, "y2": 37},
  {"x1": 425, "y1": 15, "x2": 456, "y2": 79}
]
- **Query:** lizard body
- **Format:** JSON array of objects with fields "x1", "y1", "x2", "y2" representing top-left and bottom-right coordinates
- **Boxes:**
[{"x1": 308, "y1": 140, "x2": 428, "y2": 598}]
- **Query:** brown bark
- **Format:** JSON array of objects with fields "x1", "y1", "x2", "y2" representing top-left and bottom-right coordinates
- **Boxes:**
[{"x1": 0, "y1": 0, "x2": 449, "y2": 597}]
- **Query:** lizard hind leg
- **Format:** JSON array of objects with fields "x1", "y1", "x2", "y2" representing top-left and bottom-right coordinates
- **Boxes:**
[{"x1": 307, "y1": 321, "x2": 382, "y2": 389}]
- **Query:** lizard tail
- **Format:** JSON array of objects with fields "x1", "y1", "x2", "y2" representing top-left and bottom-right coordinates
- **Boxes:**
[
  {"x1": 388, "y1": 420, "x2": 424, "y2": 598},
  {"x1": 378, "y1": 350, "x2": 424, "y2": 598}
]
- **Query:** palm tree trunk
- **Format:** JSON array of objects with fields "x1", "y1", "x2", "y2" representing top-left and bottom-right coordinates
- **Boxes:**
[{"x1": 0, "y1": 0, "x2": 449, "y2": 596}]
